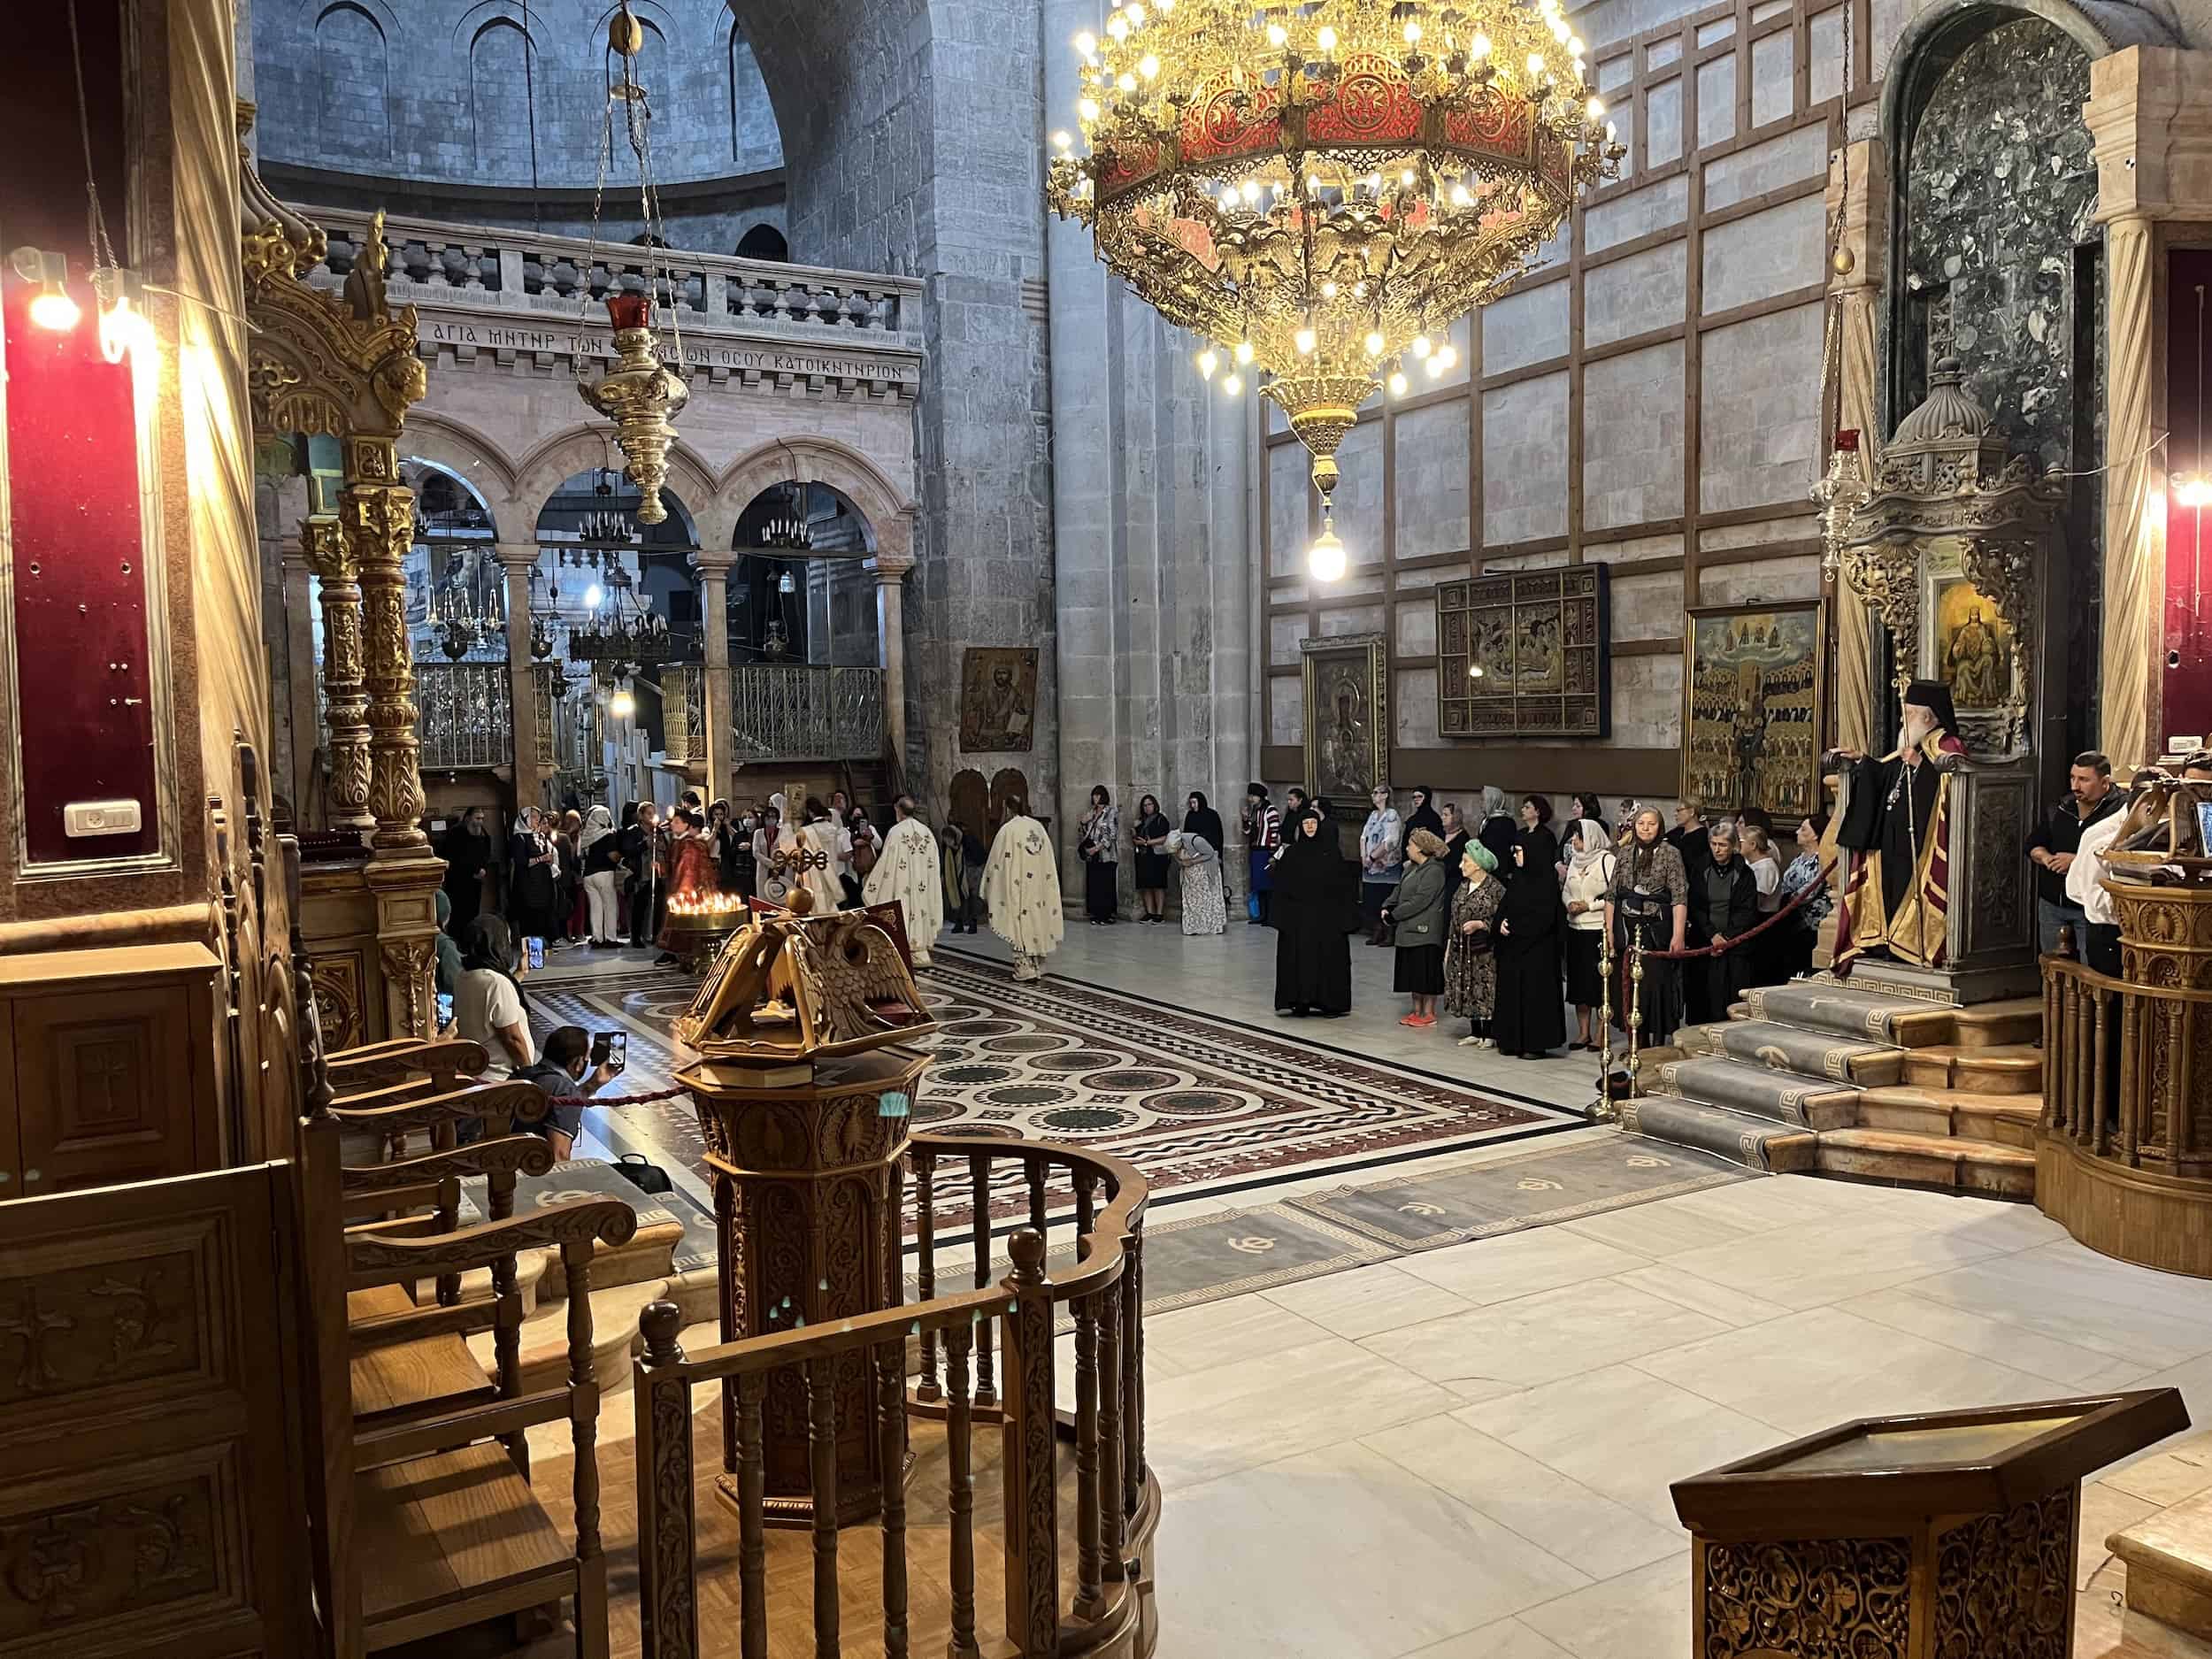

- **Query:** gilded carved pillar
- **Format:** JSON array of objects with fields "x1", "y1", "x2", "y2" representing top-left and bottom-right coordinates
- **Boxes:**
[
  {"x1": 497, "y1": 543, "x2": 545, "y2": 809},
  {"x1": 301, "y1": 513, "x2": 373, "y2": 834},
  {"x1": 1826, "y1": 138, "x2": 1887, "y2": 757},
  {"x1": 342, "y1": 434, "x2": 427, "y2": 852}
]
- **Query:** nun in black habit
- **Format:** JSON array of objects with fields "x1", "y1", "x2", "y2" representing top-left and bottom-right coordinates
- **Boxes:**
[
  {"x1": 1273, "y1": 808, "x2": 1356, "y2": 1018},
  {"x1": 1490, "y1": 833, "x2": 1569, "y2": 1058}
]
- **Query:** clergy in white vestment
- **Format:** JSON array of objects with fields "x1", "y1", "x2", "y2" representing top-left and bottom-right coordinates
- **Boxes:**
[
  {"x1": 982, "y1": 802, "x2": 1064, "y2": 981},
  {"x1": 792, "y1": 796, "x2": 848, "y2": 915},
  {"x1": 863, "y1": 796, "x2": 945, "y2": 965}
]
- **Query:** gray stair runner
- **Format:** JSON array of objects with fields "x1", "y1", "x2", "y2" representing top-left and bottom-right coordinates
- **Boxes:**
[{"x1": 1627, "y1": 985, "x2": 1932, "y2": 1174}]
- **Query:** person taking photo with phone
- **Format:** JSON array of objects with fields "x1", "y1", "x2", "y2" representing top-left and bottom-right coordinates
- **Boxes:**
[{"x1": 511, "y1": 1025, "x2": 623, "y2": 1162}]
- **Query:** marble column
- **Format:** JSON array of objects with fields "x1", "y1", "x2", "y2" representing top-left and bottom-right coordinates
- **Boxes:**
[
  {"x1": 300, "y1": 513, "x2": 373, "y2": 835},
  {"x1": 694, "y1": 549, "x2": 737, "y2": 796},
  {"x1": 1826, "y1": 138, "x2": 1887, "y2": 758},
  {"x1": 2085, "y1": 48, "x2": 2212, "y2": 769},
  {"x1": 496, "y1": 543, "x2": 545, "y2": 810},
  {"x1": 868, "y1": 549, "x2": 914, "y2": 788}
]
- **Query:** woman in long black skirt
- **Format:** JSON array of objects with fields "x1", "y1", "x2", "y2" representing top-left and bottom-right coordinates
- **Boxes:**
[
  {"x1": 1491, "y1": 833, "x2": 1568, "y2": 1059},
  {"x1": 1078, "y1": 786, "x2": 1120, "y2": 925},
  {"x1": 1272, "y1": 809, "x2": 1354, "y2": 1018}
]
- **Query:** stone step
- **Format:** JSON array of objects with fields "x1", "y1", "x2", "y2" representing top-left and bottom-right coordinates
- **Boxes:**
[
  {"x1": 1647, "y1": 1055, "x2": 1861, "y2": 1130},
  {"x1": 1852, "y1": 1086, "x2": 2044, "y2": 1148},
  {"x1": 1740, "y1": 981, "x2": 1954, "y2": 1048},
  {"x1": 1952, "y1": 998, "x2": 2045, "y2": 1049},
  {"x1": 1618, "y1": 1095, "x2": 1818, "y2": 1174},
  {"x1": 1814, "y1": 1127, "x2": 2035, "y2": 1198},
  {"x1": 2109, "y1": 1486, "x2": 2212, "y2": 1640},
  {"x1": 1901, "y1": 1043, "x2": 2044, "y2": 1096}
]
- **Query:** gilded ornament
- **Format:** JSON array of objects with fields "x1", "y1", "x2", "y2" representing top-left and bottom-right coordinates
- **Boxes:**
[
  {"x1": 577, "y1": 294, "x2": 690, "y2": 526},
  {"x1": 1045, "y1": 0, "x2": 1621, "y2": 526}
]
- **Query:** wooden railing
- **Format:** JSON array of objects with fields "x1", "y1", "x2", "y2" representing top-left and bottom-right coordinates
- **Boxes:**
[
  {"x1": 632, "y1": 1133, "x2": 1151, "y2": 1659},
  {"x1": 2042, "y1": 952, "x2": 2200, "y2": 1168}
]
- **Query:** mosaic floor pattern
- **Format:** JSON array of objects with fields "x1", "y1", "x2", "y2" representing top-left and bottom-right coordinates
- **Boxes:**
[{"x1": 524, "y1": 956, "x2": 1578, "y2": 1227}]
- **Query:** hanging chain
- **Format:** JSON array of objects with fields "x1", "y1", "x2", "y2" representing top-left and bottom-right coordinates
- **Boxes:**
[
  {"x1": 65, "y1": 0, "x2": 120, "y2": 277},
  {"x1": 574, "y1": 42, "x2": 618, "y2": 389}
]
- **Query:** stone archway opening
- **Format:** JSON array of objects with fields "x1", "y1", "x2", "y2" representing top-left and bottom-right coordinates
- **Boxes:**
[{"x1": 730, "y1": 480, "x2": 878, "y2": 667}]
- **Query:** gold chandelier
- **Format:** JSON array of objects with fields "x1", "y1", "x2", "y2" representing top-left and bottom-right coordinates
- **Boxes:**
[{"x1": 1047, "y1": 0, "x2": 1620, "y2": 574}]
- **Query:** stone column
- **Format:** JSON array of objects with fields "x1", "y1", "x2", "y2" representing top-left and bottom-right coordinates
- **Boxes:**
[
  {"x1": 300, "y1": 513, "x2": 373, "y2": 835},
  {"x1": 496, "y1": 543, "x2": 545, "y2": 810},
  {"x1": 1826, "y1": 138, "x2": 1888, "y2": 757},
  {"x1": 868, "y1": 548, "x2": 914, "y2": 788},
  {"x1": 694, "y1": 549, "x2": 737, "y2": 797},
  {"x1": 2085, "y1": 48, "x2": 2212, "y2": 769}
]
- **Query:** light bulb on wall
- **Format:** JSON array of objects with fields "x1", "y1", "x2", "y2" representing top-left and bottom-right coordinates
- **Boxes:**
[
  {"x1": 12, "y1": 248, "x2": 80, "y2": 332},
  {"x1": 1308, "y1": 514, "x2": 1347, "y2": 582},
  {"x1": 609, "y1": 687, "x2": 637, "y2": 719},
  {"x1": 2178, "y1": 474, "x2": 2212, "y2": 509}
]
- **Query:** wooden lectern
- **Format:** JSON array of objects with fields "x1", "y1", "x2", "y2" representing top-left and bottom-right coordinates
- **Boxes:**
[
  {"x1": 671, "y1": 892, "x2": 936, "y2": 1526},
  {"x1": 1671, "y1": 1390, "x2": 2186, "y2": 1657}
]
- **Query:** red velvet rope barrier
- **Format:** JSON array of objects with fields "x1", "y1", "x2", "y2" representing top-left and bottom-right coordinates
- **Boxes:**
[{"x1": 1625, "y1": 856, "x2": 1839, "y2": 961}]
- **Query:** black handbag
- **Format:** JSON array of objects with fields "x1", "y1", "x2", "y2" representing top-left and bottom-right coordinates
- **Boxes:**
[{"x1": 614, "y1": 1153, "x2": 672, "y2": 1195}]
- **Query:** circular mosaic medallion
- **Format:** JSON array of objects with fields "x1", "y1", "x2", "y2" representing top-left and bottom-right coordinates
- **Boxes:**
[
  {"x1": 933, "y1": 1063, "x2": 1018, "y2": 1087},
  {"x1": 1079, "y1": 1067, "x2": 1179, "y2": 1094},
  {"x1": 979, "y1": 1084, "x2": 1076, "y2": 1110},
  {"x1": 1031, "y1": 1048, "x2": 1123, "y2": 1073},
  {"x1": 1141, "y1": 1087, "x2": 1247, "y2": 1118},
  {"x1": 981, "y1": 1033, "x2": 1072, "y2": 1055},
  {"x1": 927, "y1": 1124, "x2": 1024, "y2": 1140},
  {"x1": 942, "y1": 1017, "x2": 1022, "y2": 1038},
  {"x1": 928, "y1": 1002, "x2": 988, "y2": 1022},
  {"x1": 909, "y1": 1096, "x2": 963, "y2": 1125},
  {"x1": 1038, "y1": 1105, "x2": 1141, "y2": 1136}
]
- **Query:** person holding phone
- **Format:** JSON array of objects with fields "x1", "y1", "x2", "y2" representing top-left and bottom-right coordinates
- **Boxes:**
[{"x1": 511, "y1": 1025, "x2": 623, "y2": 1163}]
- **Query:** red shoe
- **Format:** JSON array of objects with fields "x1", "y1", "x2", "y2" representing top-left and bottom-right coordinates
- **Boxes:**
[
  {"x1": 1398, "y1": 1014, "x2": 1422, "y2": 1027},
  {"x1": 1409, "y1": 1014, "x2": 1438, "y2": 1027}
]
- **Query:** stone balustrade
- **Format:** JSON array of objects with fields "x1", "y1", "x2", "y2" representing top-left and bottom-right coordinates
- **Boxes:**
[{"x1": 297, "y1": 205, "x2": 926, "y2": 383}]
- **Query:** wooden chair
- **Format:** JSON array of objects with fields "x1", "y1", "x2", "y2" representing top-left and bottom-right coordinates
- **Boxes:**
[
  {"x1": 344, "y1": 1196, "x2": 638, "y2": 1656},
  {"x1": 342, "y1": 1132, "x2": 557, "y2": 1431}
]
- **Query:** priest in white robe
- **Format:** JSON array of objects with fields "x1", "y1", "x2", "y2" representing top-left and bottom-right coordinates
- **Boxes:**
[
  {"x1": 863, "y1": 795, "x2": 945, "y2": 965},
  {"x1": 983, "y1": 800, "x2": 1064, "y2": 981}
]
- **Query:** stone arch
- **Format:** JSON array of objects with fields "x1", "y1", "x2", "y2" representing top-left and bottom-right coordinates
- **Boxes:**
[
  {"x1": 468, "y1": 17, "x2": 536, "y2": 177},
  {"x1": 314, "y1": 1, "x2": 390, "y2": 165},
  {"x1": 398, "y1": 410, "x2": 519, "y2": 515},
  {"x1": 736, "y1": 224, "x2": 787, "y2": 261},
  {"x1": 513, "y1": 424, "x2": 717, "y2": 540},
  {"x1": 718, "y1": 436, "x2": 914, "y2": 559},
  {"x1": 1877, "y1": 0, "x2": 2176, "y2": 152}
]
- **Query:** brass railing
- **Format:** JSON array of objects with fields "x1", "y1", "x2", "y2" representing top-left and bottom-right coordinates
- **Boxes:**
[
  {"x1": 633, "y1": 1133, "x2": 1152, "y2": 1659},
  {"x1": 730, "y1": 664, "x2": 884, "y2": 762},
  {"x1": 662, "y1": 664, "x2": 707, "y2": 766},
  {"x1": 413, "y1": 662, "x2": 511, "y2": 771}
]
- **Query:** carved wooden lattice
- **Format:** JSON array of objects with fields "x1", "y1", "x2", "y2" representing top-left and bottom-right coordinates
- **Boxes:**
[{"x1": 1436, "y1": 566, "x2": 1609, "y2": 739}]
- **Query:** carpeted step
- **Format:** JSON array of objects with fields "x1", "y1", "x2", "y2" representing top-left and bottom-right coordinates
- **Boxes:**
[
  {"x1": 1853, "y1": 1086, "x2": 2043, "y2": 1148},
  {"x1": 1619, "y1": 1095, "x2": 1817, "y2": 1173},
  {"x1": 1901, "y1": 1044, "x2": 2044, "y2": 1096},
  {"x1": 1707, "y1": 1020, "x2": 1906, "y2": 1087},
  {"x1": 1740, "y1": 981, "x2": 1952, "y2": 1048},
  {"x1": 1647, "y1": 1056, "x2": 1860, "y2": 1130},
  {"x1": 1815, "y1": 1127, "x2": 2035, "y2": 1198}
]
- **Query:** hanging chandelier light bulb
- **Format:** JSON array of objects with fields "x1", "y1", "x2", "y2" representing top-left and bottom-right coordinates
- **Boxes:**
[
  {"x1": 1048, "y1": 1, "x2": 1620, "y2": 534},
  {"x1": 575, "y1": 4, "x2": 691, "y2": 526},
  {"x1": 1308, "y1": 514, "x2": 1348, "y2": 582}
]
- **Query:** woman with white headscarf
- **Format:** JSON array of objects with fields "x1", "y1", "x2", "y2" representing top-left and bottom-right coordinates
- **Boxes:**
[
  {"x1": 1561, "y1": 818, "x2": 1615, "y2": 1051},
  {"x1": 579, "y1": 804, "x2": 624, "y2": 948}
]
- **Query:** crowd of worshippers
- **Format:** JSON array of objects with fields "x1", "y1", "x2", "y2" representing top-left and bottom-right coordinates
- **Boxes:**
[{"x1": 1258, "y1": 786, "x2": 1832, "y2": 1059}]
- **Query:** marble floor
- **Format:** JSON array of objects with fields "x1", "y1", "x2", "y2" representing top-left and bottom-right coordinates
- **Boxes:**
[
  {"x1": 528, "y1": 919, "x2": 2212, "y2": 1659},
  {"x1": 1132, "y1": 1176, "x2": 2212, "y2": 1659}
]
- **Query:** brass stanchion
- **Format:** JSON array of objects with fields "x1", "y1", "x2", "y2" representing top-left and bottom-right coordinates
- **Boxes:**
[{"x1": 1626, "y1": 934, "x2": 1647, "y2": 1101}]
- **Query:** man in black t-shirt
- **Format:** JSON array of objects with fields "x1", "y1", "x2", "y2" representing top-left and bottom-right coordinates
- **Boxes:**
[{"x1": 2026, "y1": 751, "x2": 2123, "y2": 956}]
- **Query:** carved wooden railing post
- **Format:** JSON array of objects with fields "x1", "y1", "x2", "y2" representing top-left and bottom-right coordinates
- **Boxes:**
[
  {"x1": 738, "y1": 1373, "x2": 768, "y2": 1659},
  {"x1": 1072, "y1": 1285, "x2": 1104, "y2": 1620},
  {"x1": 634, "y1": 1301, "x2": 697, "y2": 1659},
  {"x1": 971, "y1": 1153, "x2": 998, "y2": 1409},
  {"x1": 877, "y1": 1349, "x2": 910, "y2": 1659},
  {"x1": 1001, "y1": 1227, "x2": 1060, "y2": 1659},
  {"x1": 1098, "y1": 1276, "x2": 1127, "y2": 1588},
  {"x1": 915, "y1": 1149, "x2": 942, "y2": 1404},
  {"x1": 301, "y1": 513, "x2": 373, "y2": 834},
  {"x1": 945, "y1": 1320, "x2": 981, "y2": 1659},
  {"x1": 806, "y1": 1356, "x2": 840, "y2": 1659},
  {"x1": 1125, "y1": 1218, "x2": 1146, "y2": 1517}
]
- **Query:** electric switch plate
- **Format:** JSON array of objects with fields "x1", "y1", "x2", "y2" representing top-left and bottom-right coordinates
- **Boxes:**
[{"x1": 63, "y1": 799, "x2": 143, "y2": 838}]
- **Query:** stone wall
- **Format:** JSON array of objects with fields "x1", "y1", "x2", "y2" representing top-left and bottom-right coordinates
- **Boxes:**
[
  {"x1": 739, "y1": 0, "x2": 1064, "y2": 837},
  {"x1": 250, "y1": 0, "x2": 782, "y2": 231}
]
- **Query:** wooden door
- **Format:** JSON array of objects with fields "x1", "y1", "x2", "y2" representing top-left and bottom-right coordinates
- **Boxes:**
[
  {"x1": 0, "y1": 1164, "x2": 312, "y2": 1657},
  {"x1": 11, "y1": 982, "x2": 205, "y2": 1194}
]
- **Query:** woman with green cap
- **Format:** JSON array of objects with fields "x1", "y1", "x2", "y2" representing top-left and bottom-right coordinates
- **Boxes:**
[{"x1": 1444, "y1": 840, "x2": 1504, "y2": 1047}]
